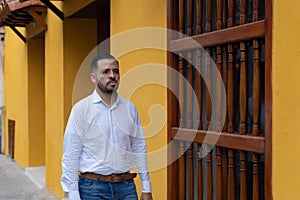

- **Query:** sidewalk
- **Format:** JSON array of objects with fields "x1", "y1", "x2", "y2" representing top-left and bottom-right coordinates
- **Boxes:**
[{"x1": 0, "y1": 154, "x2": 59, "y2": 200}]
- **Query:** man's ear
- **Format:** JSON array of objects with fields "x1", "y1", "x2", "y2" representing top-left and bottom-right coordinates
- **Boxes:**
[{"x1": 90, "y1": 73, "x2": 96, "y2": 83}]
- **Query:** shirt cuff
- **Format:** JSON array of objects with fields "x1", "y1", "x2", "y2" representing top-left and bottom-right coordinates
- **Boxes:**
[
  {"x1": 141, "y1": 180, "x2": 152, "y2": 193},
  {"x1": 67, "y1": 190, "x2": 81, "y2": 200}
]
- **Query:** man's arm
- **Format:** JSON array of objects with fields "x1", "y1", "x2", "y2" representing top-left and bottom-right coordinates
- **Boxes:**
[
  {"x1": 61, "y1": 110, "x2": 83, "y2": 200},
  {"x1": 141, "y1": 192, "x2": 153, "y2": 200},
  {"x1": 131, "y1": 106, "x2": 152, "y2": 198}
]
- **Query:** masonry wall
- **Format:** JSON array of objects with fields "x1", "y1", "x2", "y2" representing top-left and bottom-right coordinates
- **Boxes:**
[
  {"x1": 4, "y1": 27, "x2": 29, "y2": 167},
  {"x1": 111, "y1": 1, "x2": 167, "y2": 199},
  {"x1": 273, "y1": 1, "x2": 300, "y2": 199}
]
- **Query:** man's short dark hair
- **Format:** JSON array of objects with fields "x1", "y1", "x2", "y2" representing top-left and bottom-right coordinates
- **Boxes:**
[{"x1": 90, "y1": 54, "x2": 119, "y2": 73}]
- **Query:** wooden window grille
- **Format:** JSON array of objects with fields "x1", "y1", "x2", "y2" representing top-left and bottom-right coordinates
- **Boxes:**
[{"x1": 167, "y1": 0, "x2": 272, "y2": 199}]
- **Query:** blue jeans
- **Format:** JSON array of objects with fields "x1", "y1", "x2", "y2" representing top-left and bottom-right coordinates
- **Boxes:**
[{"x1": 78, "y1": 176, "x2": 138, "y2": 200}]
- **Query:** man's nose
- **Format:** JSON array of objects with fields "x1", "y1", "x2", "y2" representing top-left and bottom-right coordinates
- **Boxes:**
[{"x1": 108, "y1": 70, "x2": 116, "y2": 78}]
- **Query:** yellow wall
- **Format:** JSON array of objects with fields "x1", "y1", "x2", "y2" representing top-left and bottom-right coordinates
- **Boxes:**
[
  {"x1": 4, "y1": 27, "x2": 29, "y2": 168},
  {"x1": 45, "y1": 1, "x2": 64, "y2": 196},
  {"x1": 46, "y1": 6, "x2": 98, "y2": 198},
  {"x1": 64, "y1": 0, "x2": 94, "y2": 18},
  {"x1": 28, "y1": 39, "x2": 45, "y2": 166},
  {"x1": 273, "y1": 1, "x2": 300, "y2": 199},
  {"x1": 63, "y1": 18, "x2": 97, "y2": 121},
  {"x1": 111, "y1": 1, "x2": 167, "y2": 199}
]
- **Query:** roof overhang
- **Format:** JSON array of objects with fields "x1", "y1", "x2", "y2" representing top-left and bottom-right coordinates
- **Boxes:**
[
  {"x1": 0, "y1": 0, "x2": 47, "y2": 27},
  {"x1": 0, "y1": 0, "x2": 65, "y2": 42}
]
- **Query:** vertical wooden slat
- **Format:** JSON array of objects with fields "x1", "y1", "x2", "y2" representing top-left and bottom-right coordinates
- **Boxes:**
[
  {"x1": 252, "y1": 1, "x2": 260, "y2": 200},
  {"x1": 205, "y1": 1, "x2": 213, "y2": 200},
  {"x1": 179, "y1": 0, "x2": 185, "y2": 35},
  {"x1": 196, "y1": 0, "x2": 203, "y2": 130},
  {"x1": 185, "y1": 146, "x2": 190, "y2": 200},
  {"x1": 178, "y1": 0, "x2": 185, "y2": 125},
  {"x1": 192, "y1": 92, "x2": 199, "y2": 200},
  {"x1": 187, "y1": 0, "x2": 193, "y2": 130},
  {"x1": 198, "y1": 147, "x2": 204, "y2": 199},
  {"x1": 216, "y1": 0, "x2": 223, "y2": 200},
  {"x1": 167, "y1": 0, "x2": 179, "y2": 199},
  {"x1": 186, "y1": 2, "x2": 194, "y2": 198},
  {"x1": 178, "y1": 1, "x2": 186, "y2": 199},
  {"x1": 178, "y1": 0, "x2": 185, "y2": 129},
  {"x1": 196, "y1": 0, "x2": 203, "y2": 34},
  {"x1": 222, "y1": 61, "x2": 228, "y2": 132},
  {"x1": 222, "y1": 46, "x2": 228, "y2": 200},
  {"x1": 192, "y1": 59, "x2": 199, "y2": 200},
  {"x1": 185, "y1": 57, "x2": 191, "y2": 200},
  {"x1": 187, "y1": 0, "x2": 193, "y2": 36},
  {"x1": 252, "y1": 2, "x2": 260, "y2": 134},
  {"x1": 226, "y1": 0, "x2": 234, "y2": 134},
  {"x1": 206, "y1": 151, "x2": 213, "y2": 200},
  {"x1": 226, "y1": 0, "x2": 235, "y2": 199},
  {"x1": 192, "y1": 143, "x2": 198, "y2": 200},
  {"x1": 264, "y1": 0, "x2": 273, "y2": 199},
  {"x1": 179, "y1": 142, "x2": 186, "y2": 200},
  {"x1": 239, "y1": 1, "x2": 247, "y2": 200},
  {"x1": 195, "y1": 2, "x2": 203, "y2": 198},
  {"x1": 216, "y1": 148, "x2": 223, "y2": 200},
  {"x1": 205, "y1": 0, "x2": 212, "y2": 131}
]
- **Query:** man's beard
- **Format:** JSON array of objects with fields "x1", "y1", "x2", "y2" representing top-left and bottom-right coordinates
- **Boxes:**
[{"x1": 97, "y1": 81, "x2": 118, "y2": 94}]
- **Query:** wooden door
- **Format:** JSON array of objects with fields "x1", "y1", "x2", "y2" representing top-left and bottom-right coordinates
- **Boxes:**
[{"x1": 167, "y1": 0, "x2": 272, "y2": 199}]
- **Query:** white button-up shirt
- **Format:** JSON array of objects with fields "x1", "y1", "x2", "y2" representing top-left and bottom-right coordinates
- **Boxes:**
[{"x1": 61, "y1": 90, "x2": 151, "y2": 199}]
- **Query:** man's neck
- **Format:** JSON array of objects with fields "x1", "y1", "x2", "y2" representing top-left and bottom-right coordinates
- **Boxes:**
[{"x1": 96, "y1": 88, "x2": 117, "y2": 107}]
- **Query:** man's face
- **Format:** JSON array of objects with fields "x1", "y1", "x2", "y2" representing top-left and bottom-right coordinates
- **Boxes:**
[{"x1": 91, "y1": 59, "x2": 120, "y2": 94}]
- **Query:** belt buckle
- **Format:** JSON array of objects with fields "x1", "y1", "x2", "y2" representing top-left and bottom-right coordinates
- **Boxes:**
[{"x1": 110, "y1": 174, "x2": 117, "y2": 182}]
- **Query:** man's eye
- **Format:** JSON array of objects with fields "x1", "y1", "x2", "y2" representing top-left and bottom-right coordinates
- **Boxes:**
[
  {"x1": 102, "y1": 69, "x2": 109, "y2": 74},
  {"x1": 113, "y1": 69, "x2": 119, "y2": 74}
]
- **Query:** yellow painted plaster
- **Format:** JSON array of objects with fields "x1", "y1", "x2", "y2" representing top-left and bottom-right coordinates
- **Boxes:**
[
  {"x1": 48, "y1": 10, "x2": 98, "y2": 200},
  {"x1": 45, "y1": 1, "x2": 64, "y2": 196},
  {"x1": 63, "y1": 18, "x2": 97, "y2": 122},
  {"x1": 4, "y1": 27, "x2": 29, "y2": 168},
  {"x1": 28, "y1": 39, "x2": 45, "y2": 166},
  {"x1": 273, "y1": 0, "x2": 300, "y2": 199},
  {"x1": 111, "y1": 1, "x2": 167, "y2": 199},
  {"x1": 64, "y1": 0, "x2": 95, "y2": 18}
]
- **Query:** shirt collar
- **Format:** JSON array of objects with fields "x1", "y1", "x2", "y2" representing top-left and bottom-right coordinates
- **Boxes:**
[{"x1": 92, "y1": 90, "x2": 121, "y2": 106}]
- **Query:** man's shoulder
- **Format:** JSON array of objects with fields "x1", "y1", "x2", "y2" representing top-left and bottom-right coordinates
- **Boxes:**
[
  {"x1": 119, "y1": 96, "x2": 135, "y2": 108},
  {"x1": 72, "y1": 95, "x2": 93, "y2": 110}
]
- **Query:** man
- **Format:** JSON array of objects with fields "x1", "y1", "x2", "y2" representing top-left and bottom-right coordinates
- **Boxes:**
[{"x1": 61, "y1": 54, "x2": 153, "y2": 200}]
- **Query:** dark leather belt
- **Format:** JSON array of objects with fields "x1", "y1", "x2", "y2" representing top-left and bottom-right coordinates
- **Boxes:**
[{"x1": 80, "y1": 172, "x2": 137, "y2": 183}]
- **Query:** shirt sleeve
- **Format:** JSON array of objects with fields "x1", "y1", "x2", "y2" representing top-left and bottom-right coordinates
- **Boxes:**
[
  {"x1": 61, "y1": 108, "x2": 83, "y2": 198},
  {"x1": 130, "y1": 106, "x2": 152, "y2": 193},
  {"x1": 139, "y1": 172, "x2": 152, "y2": 193}
]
